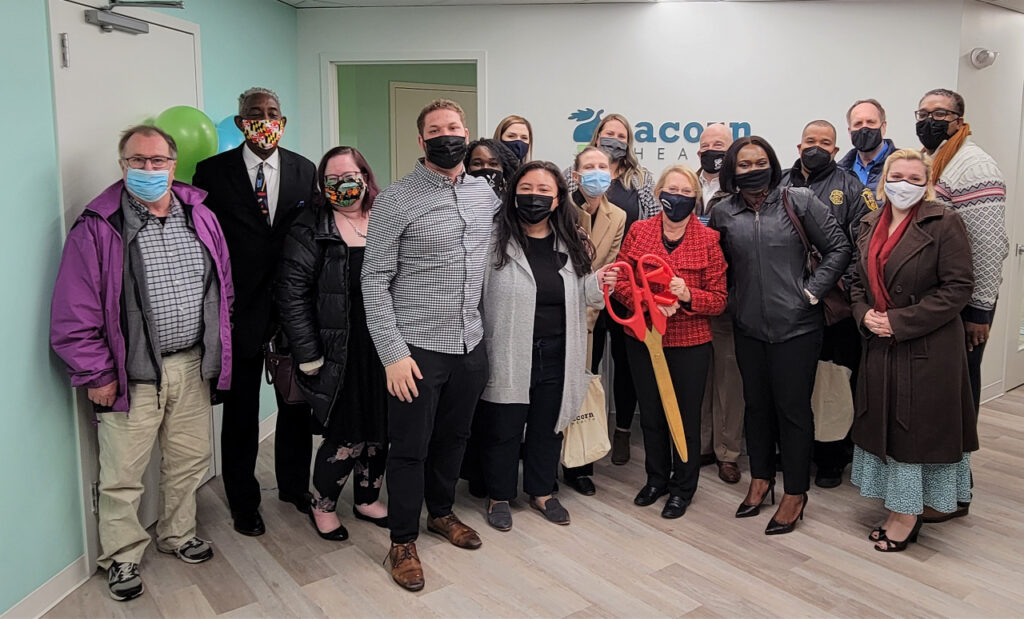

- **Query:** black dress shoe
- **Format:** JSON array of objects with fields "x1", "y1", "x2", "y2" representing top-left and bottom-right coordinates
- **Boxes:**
[
  {"x1": 633, "y1": 485, "x2": 668, "y2": 506},
  {"x1": 661, "y1": 495, "x2": 688, "y2": 519},
  {"x1": 352, "y1": 505, "x2": 388, "y2": 528},
  {"x1": 565, "y1": 475, "x2": 596, "y2": 496},
  {"x1": 279, "y1": 491, "x2": 313, "y2": 514},
  {"x1": 814, "y1": 469, "x2": 843, "y2": 489},
  {"x1": 735, "y1": 479, "x2": 775, "y2": 518},
  {"x1": 308, "y1": 509, "x2": 349, "y2": 541},
  {"x1": 232, "y1": 511, "x2": 266, "y2": 536}
]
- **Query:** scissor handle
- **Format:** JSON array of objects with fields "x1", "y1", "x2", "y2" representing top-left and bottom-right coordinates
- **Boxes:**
[
  {"x1": 637, "y1": 254, "x2": 679, "y2": 335},
  {"x1": 602, "y1": 261, "x2": 647, "y2": 340}
]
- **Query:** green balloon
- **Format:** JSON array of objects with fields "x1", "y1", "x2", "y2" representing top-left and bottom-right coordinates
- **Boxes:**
[{"x1": 154, "y1": 105, "x2": 218, "y2": 183}]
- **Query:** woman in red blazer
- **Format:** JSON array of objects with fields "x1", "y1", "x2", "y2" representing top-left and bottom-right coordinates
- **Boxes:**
[{"x1": 611, "y1": 164, "x2": 728, "y2": 519}]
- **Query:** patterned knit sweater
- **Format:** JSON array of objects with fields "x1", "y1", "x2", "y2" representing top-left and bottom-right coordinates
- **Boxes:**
[{"x1": 934, "y1": 139, "x2": 1008, "y2": 321}]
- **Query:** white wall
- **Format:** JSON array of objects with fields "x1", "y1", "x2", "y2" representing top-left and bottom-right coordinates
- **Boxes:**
[{"x1": 957, "y1": 0, "x2": 1024, "y2": 398}]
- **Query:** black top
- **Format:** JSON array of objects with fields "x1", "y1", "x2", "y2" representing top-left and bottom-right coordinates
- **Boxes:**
[
  {"x1": 606, "y1": 178, "x2": 640, "y2": 232},
  {"x1": 662, "y1": 232, "x2": 683, "y2": 254},
  {"x1": 524, "y1": 233, "x2": 567, "y2": 339}
]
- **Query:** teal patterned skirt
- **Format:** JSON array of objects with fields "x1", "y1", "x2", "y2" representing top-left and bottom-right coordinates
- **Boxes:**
[{"x1": 851, "y1": 447, "x2": 972, "y2": 515}]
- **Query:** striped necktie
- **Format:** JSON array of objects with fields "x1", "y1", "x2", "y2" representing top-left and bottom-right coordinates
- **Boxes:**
[{"x1": 255, "y1": 162, "x2": 270, "y2": 223}]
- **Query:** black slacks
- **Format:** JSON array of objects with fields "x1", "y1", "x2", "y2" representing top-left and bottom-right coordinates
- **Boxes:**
[
  {"x1": 813, "y1": 317, "x2": 860, "y2": 473},
  {"x1": 478, "y1": 335, "x2": 566, "y2": 501},
  {"x1": 625, "y1": 337, "x2": 710, "y2": 500},
  {"x1": 386, "y1": 344, "x2": 488, "y2": 544},
  {"x1": 734, "y1": 329, "x2": 822, "y2": 495}
]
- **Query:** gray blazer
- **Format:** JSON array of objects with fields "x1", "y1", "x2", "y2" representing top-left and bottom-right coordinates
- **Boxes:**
[{"x1": 481, "y1": 233, "x2": 604, "y2": 432}]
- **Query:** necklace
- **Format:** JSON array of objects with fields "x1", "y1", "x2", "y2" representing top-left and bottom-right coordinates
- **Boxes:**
[{"x1": 336, "y1": 210, "x2": 367, "y2": 238}]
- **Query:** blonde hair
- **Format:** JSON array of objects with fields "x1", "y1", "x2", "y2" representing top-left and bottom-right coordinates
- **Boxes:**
[
  {"x1": 493, "y1": 115, "x2": 533, "y2": 161},
  {"x1": 573, "y1": 146, "x2": 610, "y2": 170},
  {"x1": 588, "y1": 113, "x2": 646, "y2": 190},
  {"x1": 876, "y1": 149, "x2": 936, "y2": 204},
  {"x1": 417, "y1": 99, "x2": 467, "y2": 136},
  {"x1": 654, "y1": 165, "x2": 702, "y2": 207}
]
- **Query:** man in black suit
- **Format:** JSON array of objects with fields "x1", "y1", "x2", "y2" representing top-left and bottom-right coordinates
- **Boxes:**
[{"x1": 193, "y1": 87, "x2": 317, "y2": 536}]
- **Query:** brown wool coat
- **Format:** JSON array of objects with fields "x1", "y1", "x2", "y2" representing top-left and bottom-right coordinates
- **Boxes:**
[{"x1": 849, "y1": 200, "x2": 978, "y2": 464}]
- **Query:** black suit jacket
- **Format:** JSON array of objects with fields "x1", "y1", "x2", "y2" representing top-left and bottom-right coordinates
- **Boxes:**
[{"x1": 193, "y1": 145, "x2": 317, "y2": 358}]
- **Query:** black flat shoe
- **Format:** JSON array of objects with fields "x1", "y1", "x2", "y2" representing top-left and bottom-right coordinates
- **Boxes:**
[
  {"x1": 661, "y1": 495, "x2": 688, "y2": 519},
  {"x1": 565, "y1": 475, "x2": 596, "y2": 496},
  {"x1": 735, "y1": 479, "x2": 775, "y2": 518},
  {"x1": 352, "y1": 505, "x2": 388, "y2": 528},
  {"x1": 308, "y1": 509, "x2": 349, "y2": 541},
  {"x1": 814, "y1": 469, "x2": 843, "y2": 489},
  {"x1": 765, "y1": 493, "x2": 808, "y2": 535},
  {"x1": 232, "y1": 510, "x2": 266, "y2": 536},
  {"x1": 279, "y1": 491, "x2": 313, "y2": 514},
  {"x1": 875, "y1": 516, "x2": 922, "y2": 552},
  {"x1": 634, "y1": 485, "x2": 668, "y2": 507}
]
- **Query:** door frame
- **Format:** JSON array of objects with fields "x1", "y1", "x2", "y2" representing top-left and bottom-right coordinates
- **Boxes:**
[
  {"x1": 319, "y1": 51, "x2": 487, "y2": 155},
  {"x1": 47, "y1": 0, "x2": 204, "y2": 572},
  {"x1": 388, "y1": 81, "x2": 477, "y2": 181},
  {"x1": 1000, "y1": 80, "x2": 1024, "y2": 395}
]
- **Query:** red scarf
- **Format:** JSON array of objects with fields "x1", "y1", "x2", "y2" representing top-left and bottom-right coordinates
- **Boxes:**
[{"x1": 866, "y1": 202, "x2": 919, "y2": 311}]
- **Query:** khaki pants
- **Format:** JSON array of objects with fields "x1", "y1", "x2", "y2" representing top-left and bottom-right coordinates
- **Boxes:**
[
  {"x1": 97, "y1": 346, "x2": 211, "y2": 568},
  {"x1": 700, "y1": 315, "x2": 745, "y2": 463}
]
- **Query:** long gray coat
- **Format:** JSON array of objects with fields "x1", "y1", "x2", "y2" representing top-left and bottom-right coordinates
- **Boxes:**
[{"x1": 481, "y1": 234, "x2": 604, "y2": 432}]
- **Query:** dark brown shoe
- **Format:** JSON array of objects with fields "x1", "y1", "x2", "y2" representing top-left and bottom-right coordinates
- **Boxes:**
[
  {"x1": 427, "y1": 513, "x2": 482, "y2": 549},
  {"x1": 386, "y1": 542, "x2": 424, "y2": 591},
  {"x1": 611, "y1": 429, "x2": 631, "y2": 465},
  {"x1": 717, "y1": 461, "x2": 741, "y2": 484}
]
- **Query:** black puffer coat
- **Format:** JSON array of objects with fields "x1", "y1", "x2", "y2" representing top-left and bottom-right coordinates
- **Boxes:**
[{"x1": 274, "y1": 204, "x2": 351, "y2": 425}]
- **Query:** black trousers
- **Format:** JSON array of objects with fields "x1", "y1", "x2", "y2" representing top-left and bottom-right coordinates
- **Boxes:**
[
  {"x1": 478, "y1": 335, "x2": 566, "y2": 501},
  {"x1": 625, "y1": 338, "x2": 710, "y2": 500},
  {"x1": 813, "y1": 317, "x2": 860, "y2": 473},
  {"x1": 386, "y1": 344, "x2": 488, "y2": 544},
  {"x1": 734, "y1": 330, "x2": 822, "y2": 495},
  {"x1": 221, "y1": 350, "x2": 312, "y2": 514}
]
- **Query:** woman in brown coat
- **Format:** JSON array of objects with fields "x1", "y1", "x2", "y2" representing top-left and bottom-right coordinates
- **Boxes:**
[{"x1": 849, "y1": 149, "x2": 976, "y2": 552}]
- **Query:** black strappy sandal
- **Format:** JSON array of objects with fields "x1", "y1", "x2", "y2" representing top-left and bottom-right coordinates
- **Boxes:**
[{"x1": 875, "y1": 516, "x2": 922, "y2": 552}]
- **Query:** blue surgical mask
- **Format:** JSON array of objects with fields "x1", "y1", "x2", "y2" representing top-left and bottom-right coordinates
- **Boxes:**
[
  {"x1": 125, "y1": 168, "x2": 170, "y2": 202},
  {"x1": 579, "y1": 170, "x2": 612, "y2": 198}
]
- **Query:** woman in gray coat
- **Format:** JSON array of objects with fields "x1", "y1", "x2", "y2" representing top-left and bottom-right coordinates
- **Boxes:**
[{"x1": 478, "y1": 161, "x2": 617, "y2": 531}]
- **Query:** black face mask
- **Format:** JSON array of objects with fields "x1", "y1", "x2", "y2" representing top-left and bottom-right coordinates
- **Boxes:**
[
  {"x1": 515, "y1": 193, "x2": 554, "y2": 225},
  {"x1": 502, "y1": 139, "x2": 529, "y2": 160},
  {"x1": 468, "y1": 168, "x2": 503, "y2": 196},
  {"x1": 660, "y1": 192, "x2": 697, "y2": 222},
  {"x1": 850, "y1": 127, "x2": 883, "y2": 153},
  {"x1": 598, "y1": 136, "x2": 628, "y2": 162},
  {"x1": 699, "y1": 149, "x2": 726, "y2": 174},
  {"x1": 423, "y1": 135, "x2": 468, "y2": 170},
  {"x1": 735, "y1": 167, "x2": 772, "y2": 192},
  {"x1": 800, "y1": 146, "x2": 833, "y2": 174},
  {"x1": 916, "y1": 118, "x2": 950, "y2": 151}
]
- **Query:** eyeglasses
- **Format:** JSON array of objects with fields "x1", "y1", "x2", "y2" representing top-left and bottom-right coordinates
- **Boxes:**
[
  {"x1": 324, "y1": 174, "x2": 363, "y2": 186},
  {"x1": 122, "y1": 156, "x2": 175, "y2": 169},
  {"x1": 914, "y1": 109, "x2": 959, "y2": 122}
]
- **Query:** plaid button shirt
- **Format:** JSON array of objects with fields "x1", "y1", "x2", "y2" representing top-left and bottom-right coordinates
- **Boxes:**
[
  {"x1": 127, "y1": 193, "x2": 207, "y2": 354},
  {"x1": 362, "y1": 161, "x2": 500, "y2": 366}
]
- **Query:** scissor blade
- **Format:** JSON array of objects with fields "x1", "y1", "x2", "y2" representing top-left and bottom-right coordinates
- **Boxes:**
[{"x1": 643, "y1": 329, "x2": 689, "y2": 462}]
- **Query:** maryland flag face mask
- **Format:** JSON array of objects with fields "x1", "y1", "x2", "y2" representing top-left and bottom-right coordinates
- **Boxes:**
[{"x1": 241, "y1": 118, "x2": 284, "y2": 150}]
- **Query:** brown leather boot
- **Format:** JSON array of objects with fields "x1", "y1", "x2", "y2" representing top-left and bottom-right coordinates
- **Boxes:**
[
  {"x1": 611, "y1": 429, "x2": 631, "y2": 465},
  {"x1": 426, "y1": 513, "x2": 482, "y2": 549},
  {"x1": 386, "y1": 542, "x2": 424, "y2": 591}
]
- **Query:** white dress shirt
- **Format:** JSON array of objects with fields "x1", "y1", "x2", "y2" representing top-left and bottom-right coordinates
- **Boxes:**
[{"x1": 242, "y1": 144, "x2": 281, "y2": 223}]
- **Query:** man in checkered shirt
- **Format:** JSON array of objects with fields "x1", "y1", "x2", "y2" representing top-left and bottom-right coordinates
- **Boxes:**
[{"x1": 363, "y1": 100, "x2": 499, "y2": 592}]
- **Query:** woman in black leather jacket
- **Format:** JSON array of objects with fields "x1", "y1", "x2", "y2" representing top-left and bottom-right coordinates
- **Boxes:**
[
  {"x1": 709, "y1": 136, "x2": 850, "y2": 535},
  {"x1": 275, "y1": 146, "x2": 389, "y2": 541}
]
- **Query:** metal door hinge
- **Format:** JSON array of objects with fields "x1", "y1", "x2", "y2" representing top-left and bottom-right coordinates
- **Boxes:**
[
  {"x1": 1016, "y1": 243, "x2": 1024, "y2": 257},
  {"x1": 59, "y1": 33, "x2": 70, "y2": 68},
  {"x1": 90, "y1": 482, "x2": 99, "y2": 514}
]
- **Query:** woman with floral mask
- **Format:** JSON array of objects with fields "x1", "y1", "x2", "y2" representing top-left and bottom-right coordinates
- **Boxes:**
[
  {"x1": 849, "y1": 149, "x2": 976, "y2": 552},
  {"x1": 275, "y1": 146, "x2": 389, "y2": 541},
  {"x1": 464, "y1": 138, "x2": 520, "y2": 199}
]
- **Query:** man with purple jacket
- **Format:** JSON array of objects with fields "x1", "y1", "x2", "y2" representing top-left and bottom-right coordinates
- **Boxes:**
[{"x1": 50, "y1": 126, "x2": 233, "y2": 603}]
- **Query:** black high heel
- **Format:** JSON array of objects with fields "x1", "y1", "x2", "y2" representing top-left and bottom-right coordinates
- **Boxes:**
[
  {"x1": 735, "y1": 479, "x2": 776, "y2": 518},
  {"x1": 765, "y1": 493, "x2": 808, "y2": 535},
  {"x1": 875, "y1": 516, "x2": 922, "y2": 552},
  {"x1": 868, "y1": 526, "x2": 887, "y2": 541}
]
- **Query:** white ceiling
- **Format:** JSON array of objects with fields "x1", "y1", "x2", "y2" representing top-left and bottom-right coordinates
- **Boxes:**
[{"x1": 278, "y1": 0, "x2": 1024, "y2": 10}]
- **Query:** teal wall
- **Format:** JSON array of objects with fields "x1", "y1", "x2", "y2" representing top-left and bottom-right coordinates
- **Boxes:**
[
  {"x1": 0, "y1": 2, "x2": 83, "y2": 613},
  {"x1": 0, "y1": 0, "x2": 298, "y2": 613},
  {"x1": 337, "y1": 63, "x2": 476, "y2": 181}
]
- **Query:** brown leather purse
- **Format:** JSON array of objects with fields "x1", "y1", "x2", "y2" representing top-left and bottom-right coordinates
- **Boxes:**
[{"x1": 264, "y1": 338, "x2": 307, "y2": 405}]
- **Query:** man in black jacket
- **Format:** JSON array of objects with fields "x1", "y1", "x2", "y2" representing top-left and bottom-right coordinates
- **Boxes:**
[
  {"x1": 837, "y1": 99, "x2": 897, "y2": 193},
  {"x1": 192, "y1": 87, "x2": 317, "y2": 536},
  {"x1": 782, "y1": 120, "x2": 875, "y2": 489}
]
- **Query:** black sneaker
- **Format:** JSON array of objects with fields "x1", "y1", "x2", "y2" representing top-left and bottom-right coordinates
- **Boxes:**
[
  {"x1": 107, "y1": 561, "x2": 144, "y2": 601},
  {"x1": 159, "y1": 537, "x2": 214, "y2": 564}
]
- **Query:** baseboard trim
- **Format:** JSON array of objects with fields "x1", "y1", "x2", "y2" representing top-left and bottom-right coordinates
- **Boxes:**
[
  {"x1": 981, "y1": 379, "x2": 1004, "y2": 405},
  {"x1": 2, "y1": 554, "x2": 90, "y2": 619},
  {"x1": 258, "y1": 411, "x2": 278, "y2": 443}
]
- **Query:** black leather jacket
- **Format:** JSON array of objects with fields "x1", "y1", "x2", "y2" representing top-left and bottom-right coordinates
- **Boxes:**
[{"x1": 710, "y1": 186, "x2": 851, "y2": 343}]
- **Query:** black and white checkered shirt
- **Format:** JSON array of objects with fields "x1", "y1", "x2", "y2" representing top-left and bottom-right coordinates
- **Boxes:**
[
  {"x1": 127, "y1": 194, "x2": 207, "y2": 354},
  {"x1": 362, "y1": 161, "x2": 500, "y2": 366}
]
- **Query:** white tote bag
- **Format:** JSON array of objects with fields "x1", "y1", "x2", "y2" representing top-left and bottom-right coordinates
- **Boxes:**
[
  {"x1": 561, "y1": 374, "x2": 611, "y2": 468},
  {"x1": 811, "y1": 360, "x2": 854, "y2": 442}
]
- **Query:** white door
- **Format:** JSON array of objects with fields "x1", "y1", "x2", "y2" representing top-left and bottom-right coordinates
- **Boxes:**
[
  {"x1": 49, "y1": 0, "x2": 219, "y2": 571},
  {"x1": 389, "y1": 81, "x2": 478, "y2": 182},
  {"x1": 1002, "y1": 104, "x2": 1024, "y2": 390}
]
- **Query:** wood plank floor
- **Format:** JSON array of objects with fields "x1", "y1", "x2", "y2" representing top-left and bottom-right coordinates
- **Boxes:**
[{"x1": 47, "y1": 389, "x2": 1024, "y2": 618}]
